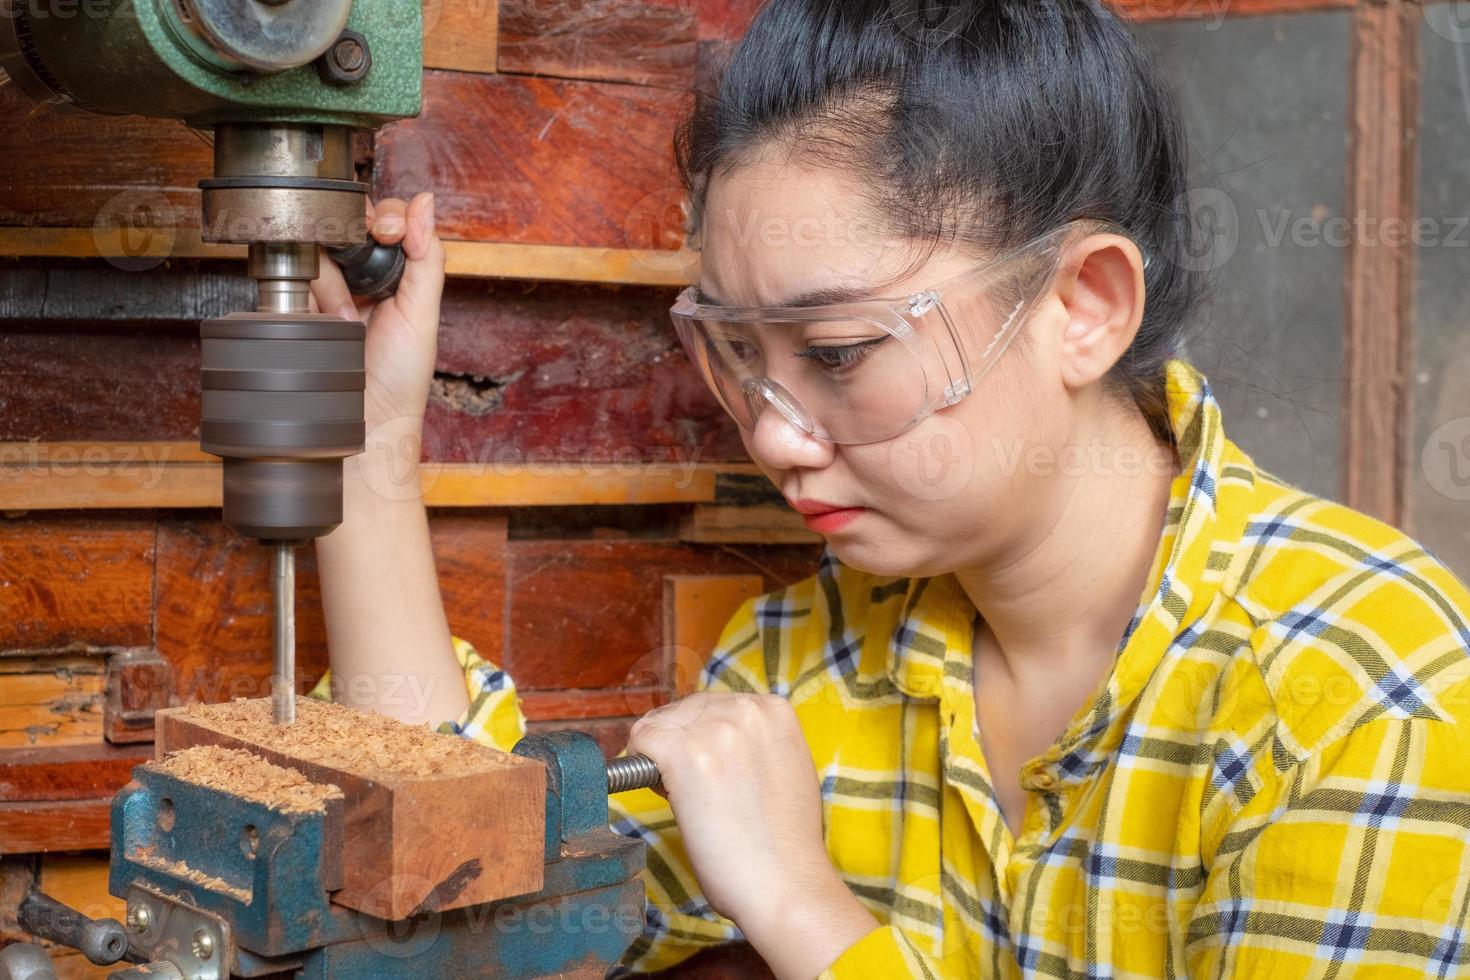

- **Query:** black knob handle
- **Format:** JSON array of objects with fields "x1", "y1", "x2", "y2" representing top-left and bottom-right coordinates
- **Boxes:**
[
  {"x1": 326, "y1": 240, "x2": 407, "y2": 302},
  {"x1": 17, "y1": 891, "x2": 131, "y2": 966}
]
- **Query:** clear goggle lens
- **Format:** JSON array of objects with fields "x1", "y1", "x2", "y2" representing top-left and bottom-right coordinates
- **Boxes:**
[
  {"x1": 684, "y1": 316, "x2": 931, "y2": 445},
  {"x1": 670, "y1": 219, "x2": 1121, "y2": 445}
]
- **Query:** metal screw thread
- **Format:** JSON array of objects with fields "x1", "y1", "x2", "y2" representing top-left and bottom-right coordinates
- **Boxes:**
[{"x1": 607, "y1": 753, "x2": 661, "y2": 794}]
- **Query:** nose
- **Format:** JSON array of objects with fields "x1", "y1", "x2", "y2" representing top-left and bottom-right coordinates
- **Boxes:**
[{"x1": 744, "y1": 380, "x2": 836, "y2": 471}]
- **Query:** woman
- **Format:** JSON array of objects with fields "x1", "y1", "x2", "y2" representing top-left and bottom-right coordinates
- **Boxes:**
[{"x1": 312, "y1": 1, "x2": 1470, "y2": 977}]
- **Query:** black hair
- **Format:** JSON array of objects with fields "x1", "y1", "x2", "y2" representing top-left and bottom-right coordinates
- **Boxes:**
[{"x1": 675, "y1": 0, "x2": 1203, "y2": 453}]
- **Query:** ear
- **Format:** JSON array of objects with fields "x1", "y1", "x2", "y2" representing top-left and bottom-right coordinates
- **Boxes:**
[{"x1": 1049, "y1": 233, "x2": 1147, "y2": 392}]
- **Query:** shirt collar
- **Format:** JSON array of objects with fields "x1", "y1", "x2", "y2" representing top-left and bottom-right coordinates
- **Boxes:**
[{"x1": 884, "y1": 358, "x2": 1247, "y2": 745}]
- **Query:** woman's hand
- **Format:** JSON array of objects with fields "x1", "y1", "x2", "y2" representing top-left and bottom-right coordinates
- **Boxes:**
[
  {"x1": 310, "y1": 191, "x2": 445, "y2": 435},
  {"x1": 626, "y1": 692, "x2": 877, "y2": 976}
]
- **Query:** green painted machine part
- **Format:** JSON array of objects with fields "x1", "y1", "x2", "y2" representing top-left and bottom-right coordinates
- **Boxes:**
[{"x1": 0, "y1": 0, "x2": 421, "y2": 127}]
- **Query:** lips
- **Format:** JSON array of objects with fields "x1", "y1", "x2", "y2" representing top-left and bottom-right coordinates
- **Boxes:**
[{"x1": 789, "y1": 498, "x2": 867, "y2": 534}]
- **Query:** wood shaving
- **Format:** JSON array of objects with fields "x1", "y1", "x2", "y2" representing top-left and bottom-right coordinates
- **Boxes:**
[
  {"x1": 152, "y1": 745, "x2": 341, "y2": 813},
  {"x1": 176, "y1": 697, "x2": 517, "y2": 779},
  {"x1": 129, "y1": 845, "x2": 251, "y2": 903}
]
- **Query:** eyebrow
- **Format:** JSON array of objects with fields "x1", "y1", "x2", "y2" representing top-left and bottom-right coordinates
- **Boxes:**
[{"x1": 694, "y1": 282, "x2": 878, "y2": 309}]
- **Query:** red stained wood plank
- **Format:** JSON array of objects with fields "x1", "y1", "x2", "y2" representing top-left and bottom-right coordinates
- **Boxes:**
[
  {"x1": 519, "y1": 687, "x2": 665, "y2": 721},
  {"x1": 0, "y1": 87, "x2": 209, "y2": 233},
  {"x1": 430, "y1": 279, "x2": 743, "y2": 464},
  {"x1": 0, "y1": 799, "x2": 111, "y2": 854},
  {"x1": 1110, "y1": 0, "x2": 1350, "y2": 19},
  {"x1": 155, "y1": 515, "x2": 508, "y2": 703},
  {"x1": 155, "y1": 519, "x2": 329, "y2": 704},
  {"x1": 374, "y1": 71, "x2": 688, "y2": 250},
  {"x1": 527, "y1": 716, "x2": 635, "y2": 760},
  {"x1": 0, "y1": 327, "x2": 200, "y2": 442},
  {"x1": 0, "y1": 743, "x2": 150, "y2": 802},
  {"x1": 0, "y1": 517, "x2": 154, "y2": 651},
  {"x1": 499, "y1": 0, "x2": 699, "y2": 89},
  {"x1": 505, "y1": 540, "x2": 819, "y2": 690},
  {"x1": 697, "y1": 0, "x2": 760, "y2": 41},
  {"x1": 0, "y1": 279, "x2": 743, "y2": 461}
]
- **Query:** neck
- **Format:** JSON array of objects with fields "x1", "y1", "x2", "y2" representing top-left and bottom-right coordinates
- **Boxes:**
[{"x1": 955, "y1": 391, "x2": 1177, "y2": 684}]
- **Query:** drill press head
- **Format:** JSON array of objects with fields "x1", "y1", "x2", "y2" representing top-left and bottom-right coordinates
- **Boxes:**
[
  {"x1": 199, "y1": 122, "x2": 371, "y2": 545},
  {"x1": 1, "y1": 0, "x2": 423, "y2": 543}
]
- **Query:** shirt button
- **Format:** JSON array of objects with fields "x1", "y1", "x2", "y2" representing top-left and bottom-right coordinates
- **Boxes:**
[{"x1": 1032, "y1": 770, "x2": 1057, "y2": 791}]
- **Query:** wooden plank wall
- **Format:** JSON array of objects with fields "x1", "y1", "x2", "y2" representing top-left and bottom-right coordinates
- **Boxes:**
[{"x1": 0, "y1": 0, "x2": 1445, "y2": 976}]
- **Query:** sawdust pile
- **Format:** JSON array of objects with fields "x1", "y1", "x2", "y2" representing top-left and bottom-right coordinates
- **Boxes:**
[
  {"x1": 176, "y1": 697, "x2": 516, "y2": 778},
  {"x1": 152, "y1": 745, "x2": 342, "y2": 813}
]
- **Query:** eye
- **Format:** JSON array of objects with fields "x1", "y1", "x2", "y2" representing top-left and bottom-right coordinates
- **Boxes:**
[{"x1": 796, "y1": 337, "x2": 888, "y2": 372}]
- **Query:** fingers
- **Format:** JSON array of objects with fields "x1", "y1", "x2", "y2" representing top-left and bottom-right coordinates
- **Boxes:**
[
  {"x1": 311, "y1": 246, "x2": 357, "y2": 321},
  {"x1": 309, "y1": 194, "x2": 440, "y2": 321},
  {"x1": 391, "y1": 191, "x2": 446, "y2": 321},
  {"x1": 370, "y1": 197, "x2": 410, "y2": 246}
]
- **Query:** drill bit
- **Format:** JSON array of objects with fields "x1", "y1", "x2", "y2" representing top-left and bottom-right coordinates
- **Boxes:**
[{"x1": 272, "y1": 542, "x2": 297, "y2": 725}]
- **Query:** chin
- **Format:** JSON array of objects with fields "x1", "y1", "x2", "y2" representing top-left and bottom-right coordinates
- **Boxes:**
[{"x1": 826, "y1": 535, "x2": 939, "y2": 580}]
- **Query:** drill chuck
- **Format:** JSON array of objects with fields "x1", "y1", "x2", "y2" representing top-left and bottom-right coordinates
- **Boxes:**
[{"x1": 200, "y1": 312, "x2": 365, "y2": 542}]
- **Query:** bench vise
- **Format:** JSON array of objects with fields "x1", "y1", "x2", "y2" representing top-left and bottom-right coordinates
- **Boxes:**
[{"x1": 9, "y1": 732, "x2": 660, "y2": 979}]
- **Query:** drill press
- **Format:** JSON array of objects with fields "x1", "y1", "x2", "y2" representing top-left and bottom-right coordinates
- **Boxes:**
[
  {"x1": 1, "y1": 6, "x2": 671, "y2": 976},
  {"x1": 1, "y1": 0, "x2": 420, "y2": 725}
]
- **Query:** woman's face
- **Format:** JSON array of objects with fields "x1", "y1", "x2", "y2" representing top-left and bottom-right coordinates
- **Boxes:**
[{"x1": 697, "y1": 151, "x2": 1092, "y2": 579}]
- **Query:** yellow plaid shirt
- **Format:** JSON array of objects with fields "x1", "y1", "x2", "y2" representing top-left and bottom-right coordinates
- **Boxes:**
[{"x1": 321, "y1": 357, "x2": 1470, "y2": 978}]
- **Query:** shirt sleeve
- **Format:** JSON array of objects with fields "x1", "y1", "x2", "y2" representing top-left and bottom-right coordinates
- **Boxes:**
[
  {"x1": 1185, "y1": 712, "x2": 1470, "y2": 978},
  {"x1": 606, "y1": 596, "x2": 769, "y2": 976},
  {"x1": 306, "y1": 635, "x2": 528, "y2": 753}
]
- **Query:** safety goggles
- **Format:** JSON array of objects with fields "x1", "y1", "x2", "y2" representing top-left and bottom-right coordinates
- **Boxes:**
[{"x1": 670, "y1": 218, "x2": 1128, "y2": 446}]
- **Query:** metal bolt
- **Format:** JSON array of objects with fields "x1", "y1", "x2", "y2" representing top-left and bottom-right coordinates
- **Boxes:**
[
  {"x1": 332, "y1": 37, "x2": 366, "y2": 72},
  {"x1": 126, "y1": 903, "x2": 151, "y2": 932},
  {"x1": 317, "y1": 29, "x2": 371, "y2": 86},
  {"x1": 191, "y1": 929, "x2": 214, "y2": 960}
]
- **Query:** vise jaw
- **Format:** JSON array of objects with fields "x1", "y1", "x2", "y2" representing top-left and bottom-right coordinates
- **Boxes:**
[{"x1": 104, "y1": 730, "x2": 647, "y2": 979}]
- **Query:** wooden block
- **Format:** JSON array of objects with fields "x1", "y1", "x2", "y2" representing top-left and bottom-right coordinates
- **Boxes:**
[
  {"x1": 662, "y1": 575, "x2": 763, "y2": 696},
  {"x1": 155, "y1": 520, "x2": 328, "y2": 705},
  {"x1": 0, "y1": 327, "x2": 200, "y2": 443},
  {"x1": 0, "y1": 518, "x2": 154, "y2": 651},
  {"x1": 1109, "y1": 0, "x2": 1349, "y2": 20},
  {"x1": 425, "y1": 0, "x2": 500, "y2": 73},
  {"x1": 505, "y1": 540, "x2": 820, "y2": 690},
  {"x1": 104, "y1": 649, "x2": 174, "y2": 745},
  {"x1": 375, "y1": 71, "x2": 688, "y2": 250},
  {"x1": 0, "y1": 231, "x2": 696, "y2": 286},
  {"x1": 155, "y1": 698, "x2": 546, "y2": 919},
  {"x1": 0, "y1": 87, "x2": 209, "y2": 232},
  {"x1": 0, "y1": 276, "x2": 739, "y2": 461},
  {"x1": 0, "y1": 657, "x2": 106, "y2": 748},
  {"x1": 0, "y1": 856, "x2": 36, "y2": 941},
  {"x1": 499, "y1": 0, "x2": 698, "y2": 88},
  {"x1": 0, "y1": 453, "x2": 730, "y2": 510},
  {"x1": 155, "y1": 514, "x2": 508, "y2": 703},
  {"x1": 39, "y1": 855, "x2": 125, "y2": 925},
  {"x1": 519, "y1": 688, "x2": 665, "y2": 721},
  {"x1": 431, "y1": 277, "x2": 743, "y2": 464},
  {"x1": 696, "y1": 0, "x2": 761, "y2": 40},
  {"x1": 680, "y1": 505, "x2": 821, "y2": 545},
  {"x1": 0, "y1": 743, "x2": 151, "y2": 802},
  {"x1": 527, "y1": 717, "x2": 635, "y2": 760},
  {"x1": 0, "y1": 799, "x2": 111, "y2": 853}
]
